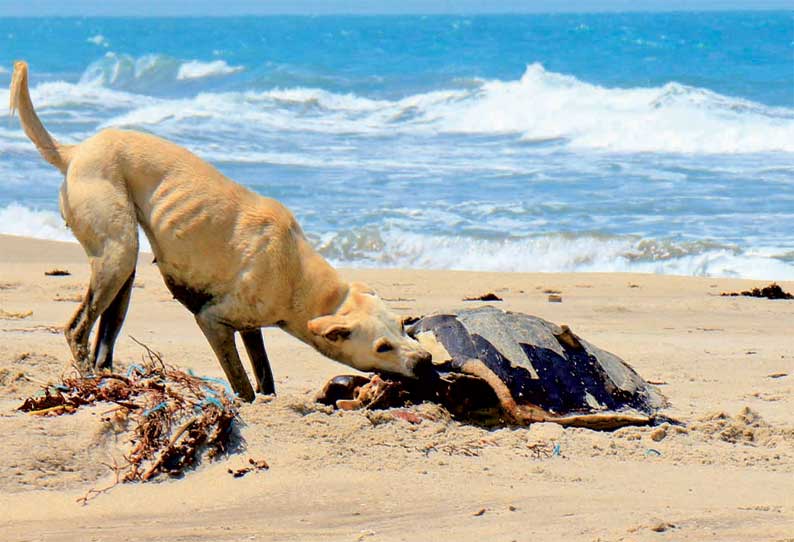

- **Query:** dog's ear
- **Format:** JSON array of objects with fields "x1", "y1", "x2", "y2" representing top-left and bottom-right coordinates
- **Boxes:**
[
  {"x1": 401, "y1": 315, "x2": 421, "y2": 327},
  {"x1": 308, "y1": 316, "x2": 352, "y2": 342}
]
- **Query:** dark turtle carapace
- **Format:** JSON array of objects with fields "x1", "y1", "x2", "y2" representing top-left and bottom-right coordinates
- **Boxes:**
[{"x1": 317, "y1": 306, "x2": 668, "y2": 429}]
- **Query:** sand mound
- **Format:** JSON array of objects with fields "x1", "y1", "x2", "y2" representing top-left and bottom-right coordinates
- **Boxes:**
[
  {"x1": 0, "y1": 404, "x2": 124, "y2": 493},
  {"x1": 0, "y1": 351, "x2": 65, "y2": 399},
  {"x1": 690, "y1": 407, "x2": 794, "y2": 448}
]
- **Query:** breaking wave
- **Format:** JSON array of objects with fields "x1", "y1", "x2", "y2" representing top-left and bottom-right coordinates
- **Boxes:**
[
  {"x1": 63, "y1": 60, "x2": 794, "y2": 154},
  {"x1": 176, "y1": 60, "x2": 244, "y2": 80},
  {"x1": 312, "y1": 228, "x2": 794, "y2": 279},
  {"x1": 0, "y1": 204, "x2": 156, "y2": 251},
  {"x1": 79, "y1": 52, "x2": 243, "y2": 91},
  {"x1": 1, "y1": 204, "x2": 790, "y2": 279},
  {"x1": 0, "y1": 204, "x2": 74, "y2": 243},
  {"x1": 1, "y1": 58, "x2": 789, "y2": 154}
]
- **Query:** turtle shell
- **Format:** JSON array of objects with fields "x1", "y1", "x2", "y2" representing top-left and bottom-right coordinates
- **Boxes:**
[{"x1": 408, "y1": 306, "x2": 666, "y2": 418}]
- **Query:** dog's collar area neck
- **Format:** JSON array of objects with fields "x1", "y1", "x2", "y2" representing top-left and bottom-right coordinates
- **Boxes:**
[
  {"x1": 282, "y1": 282, "x2": 350, "y2": 345},
  {"x1": 320, "y1": 283, "x2": 352, "y2": 319}
]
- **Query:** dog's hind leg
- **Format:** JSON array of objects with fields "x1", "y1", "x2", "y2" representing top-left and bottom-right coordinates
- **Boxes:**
[
  {"x1": 62, "y1": 176, "x2": 139, "y2": 374},
  {"x1": 241, "y1": 329, "x2": 276, "y2": 396},
  {"x1": 66, "y1": 247, "x2": 137, "y2": 373},
  {"x1": 195, "y1": 312, "x2": 255, "y2": 402},
  {"x1": 91, "y1": 270, "x2": 135, "y2": 371}
]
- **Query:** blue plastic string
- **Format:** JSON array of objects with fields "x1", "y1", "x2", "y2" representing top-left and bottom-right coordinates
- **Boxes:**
[
  {"x1": 126, "y1": 364, "x2": 145, "y2": 377},
  {"x1": 199, "y1": 376, "x2": 234, "y2": 397},
  {"x1": 201, "y1": 386, "x2": 219, "y2": 397},
  {"x1": 142, "y1": 401, "x2": 169, "y2": 417},
  {"x1": 202, "y1": 397, "x2": 224, "y2": 410}
]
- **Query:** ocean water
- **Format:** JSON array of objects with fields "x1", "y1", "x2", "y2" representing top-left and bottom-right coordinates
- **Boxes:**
[{"x1": 0, "y1": 14, "x2": 792, "y2": 278}]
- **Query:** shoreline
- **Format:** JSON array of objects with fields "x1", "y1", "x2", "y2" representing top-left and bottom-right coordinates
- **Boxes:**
[{"x1": 3, "y1": 232, "x2": 792, "y2": 283}]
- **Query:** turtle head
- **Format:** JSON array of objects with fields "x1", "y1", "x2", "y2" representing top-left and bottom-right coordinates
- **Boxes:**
[{"x1": 307, "y1": 282, "x2": 432, "y2": 377}]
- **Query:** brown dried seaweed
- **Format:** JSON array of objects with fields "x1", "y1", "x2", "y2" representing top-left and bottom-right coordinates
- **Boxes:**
[
  {"x1": 227, "y1": 458, "x2": 270, "y2": 478},
  {"x1": 720, "y1": 283, "x2": 793, "y2": 300},
  {"x1": 463, "y1": 293, "x2": 503, "y2": 301},
  {"x1": 44, "y1": 269, "x2": 71, "y2": 276}
]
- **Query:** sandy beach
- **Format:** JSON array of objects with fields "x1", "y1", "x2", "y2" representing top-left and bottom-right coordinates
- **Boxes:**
[{"x1": 0, "y1": 233, "x2": 791, "y2": 541}]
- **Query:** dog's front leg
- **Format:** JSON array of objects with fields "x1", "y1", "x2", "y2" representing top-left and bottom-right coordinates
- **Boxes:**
[
  {"x1": 241, "y1": 329, "x2": 276, "y2": 396},
  {"x1": 195, "y1": 312, "x2": 255, "y2": 402}
]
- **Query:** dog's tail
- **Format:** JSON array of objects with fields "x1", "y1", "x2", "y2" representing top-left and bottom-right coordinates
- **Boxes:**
[{"x1": 9, "y1": 61, "x2": 73, "y2": 174}]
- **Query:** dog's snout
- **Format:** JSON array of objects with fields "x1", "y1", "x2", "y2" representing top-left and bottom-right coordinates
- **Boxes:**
[
  {"x1": 408, "y1": 350, "x2": 433, "y2": 377},
  {"x1": 417, "y1": 350, "x2": 432, "y2": 365}
]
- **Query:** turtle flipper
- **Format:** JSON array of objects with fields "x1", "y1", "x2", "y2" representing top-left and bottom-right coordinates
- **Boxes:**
[
  {"x1": 459, "y1": 358, "x2": 551, "y2": 424},
  {"x1": 540, "y1": 412, "x2": 653, "y2": 430},
  {"x1": 460, "y1": 358, "x2": 654, "y2": 429}
]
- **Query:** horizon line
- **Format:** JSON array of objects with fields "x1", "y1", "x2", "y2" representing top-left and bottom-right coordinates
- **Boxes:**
[{"x1": 0, "y1": 8, "x2": 791, "y2": 17}]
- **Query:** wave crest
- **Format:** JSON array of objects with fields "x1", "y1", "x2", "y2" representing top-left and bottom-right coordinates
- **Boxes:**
[
  {"x1": 177, "y1": 60, "x2": 244, "y2": 80},
  {"x1": 449, "y1": 64, "x2": 794, "y2": 153},
  {"x1": 79, "y1": 53, "x2": 243, "y2": 91},
  {"x1": 78, "y1": 62, "x2": 793, "y2": 154}
]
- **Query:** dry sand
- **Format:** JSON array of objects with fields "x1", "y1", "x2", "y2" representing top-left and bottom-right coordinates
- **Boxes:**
[{"x1": 0, "y1": 233, "x2": 792, "y2": 541}]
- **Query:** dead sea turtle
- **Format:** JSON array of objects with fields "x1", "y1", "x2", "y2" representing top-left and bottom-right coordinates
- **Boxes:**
[{"x1": 318, "y1": 306, "x2": 667, "y2": 430}]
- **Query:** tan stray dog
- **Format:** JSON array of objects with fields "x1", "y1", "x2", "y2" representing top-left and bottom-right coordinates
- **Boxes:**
[{"x1": 10, "y1": 61, "x2": 431, "y2": 401}]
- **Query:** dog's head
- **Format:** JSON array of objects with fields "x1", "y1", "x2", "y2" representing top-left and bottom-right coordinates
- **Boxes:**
[{"x1": 307, "y1": 282, "x2": 431, "y2": 377}]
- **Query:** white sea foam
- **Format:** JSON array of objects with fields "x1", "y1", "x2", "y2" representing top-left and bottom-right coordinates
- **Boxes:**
[
  {"x1": 0, "y1": 204, "x2": 153, "y2": 252},
  {"x1": 87, "y1": 34, "x2": 110, "y2": 47},
  {"x1": 424, "y1": 64, "x2": 794, "y2": 153},
  {"x1": 0, "y1": 204, "x2": 75, "y2": 243},
  {"x1": 314, "y1": 229, "x2": 794, "y2": 280},
  {"x1": 25, "y1": 81, "x2": 155, "y2": 111},
  {"x1": 1, "y1": 203, "x2": 789, "y2": 279},
  {"x1": 176, "y1": 60, "x2": 244, "y2": 80}
]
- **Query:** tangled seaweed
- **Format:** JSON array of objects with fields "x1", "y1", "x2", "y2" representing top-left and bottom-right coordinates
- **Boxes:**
[
  {"x1": 17, "y1": 340, "x2": 240, "y2": 502},
  {"x1": 721, "y1": 283, "x2": 793, "y2": 300}
]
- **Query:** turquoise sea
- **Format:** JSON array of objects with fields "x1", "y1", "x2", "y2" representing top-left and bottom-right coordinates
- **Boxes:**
[{"x1": 0, "y1": 13, "x2": 792, "y2": 278}]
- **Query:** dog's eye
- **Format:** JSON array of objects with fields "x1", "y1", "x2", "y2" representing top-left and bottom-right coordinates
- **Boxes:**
[{"x1": 375, "y1": 341, "x2": 393, "y2": 354}]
